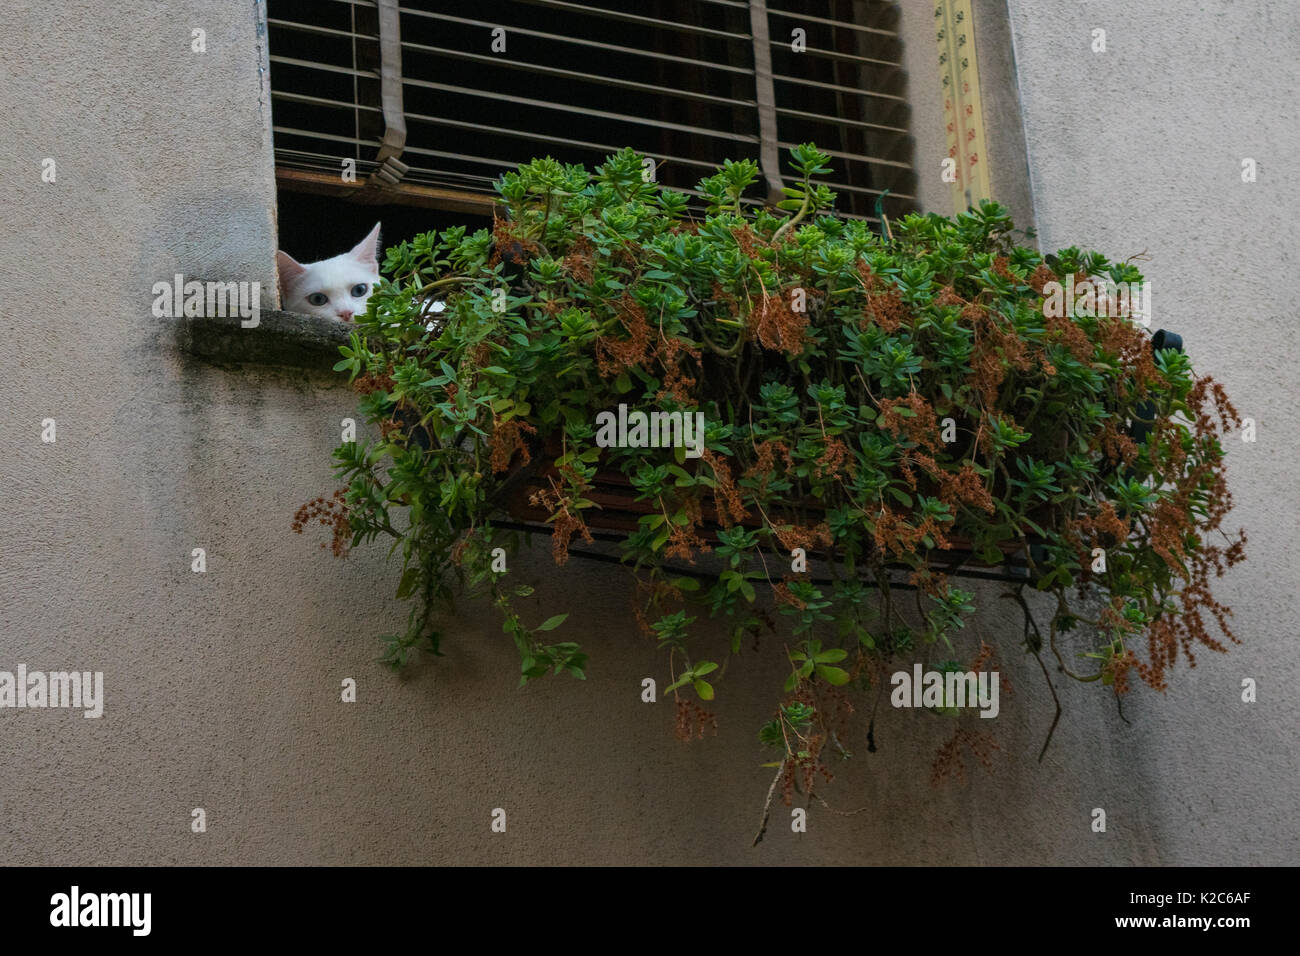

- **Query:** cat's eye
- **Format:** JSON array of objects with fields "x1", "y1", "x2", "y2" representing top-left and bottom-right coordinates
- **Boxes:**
[
  {"x1": 307, "y1": 292, "x2": 329, "y2": 306},
  {"x1": 350, "y1": 283, "x2": 371, "y2": 297}
]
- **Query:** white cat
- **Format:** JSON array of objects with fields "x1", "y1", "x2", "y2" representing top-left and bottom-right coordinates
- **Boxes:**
[{"x1": 277, "y1": 222, "x2": 381, "y2": 322}]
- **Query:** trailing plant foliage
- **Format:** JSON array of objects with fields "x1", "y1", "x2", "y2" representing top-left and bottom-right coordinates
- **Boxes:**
[{"x1": 297, "y1": 146, "x2": 1245, "y2": 801}]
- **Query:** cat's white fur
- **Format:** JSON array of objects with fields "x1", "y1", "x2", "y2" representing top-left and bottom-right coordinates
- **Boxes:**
[{"x1": 277, "y1": 222, "x2": 381, "y2": 322}]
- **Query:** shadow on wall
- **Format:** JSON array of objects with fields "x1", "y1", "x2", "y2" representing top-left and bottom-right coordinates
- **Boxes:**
[{"x1": 131, "y1": 187, "x2": 344, "y2": 557}]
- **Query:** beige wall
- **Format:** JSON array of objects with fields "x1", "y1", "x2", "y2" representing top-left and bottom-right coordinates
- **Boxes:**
[
  {"x1": 1000, "y1": 0, "x2": 1300, "y2": 865},
  {"x1": 0, "y1": 1, "x2": 1294, "y2": 865}
]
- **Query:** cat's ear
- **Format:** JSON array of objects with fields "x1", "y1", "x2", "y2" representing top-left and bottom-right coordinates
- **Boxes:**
[
  {"x1": 276, "y1": 250, "x2": 307, "y2": 290},
  {"x1": 349, "y1": 222, "x2": 382, "y2": 267}
]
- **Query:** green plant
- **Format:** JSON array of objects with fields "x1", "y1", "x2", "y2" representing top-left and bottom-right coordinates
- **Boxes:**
[{"x1": 296, "y1": 145, "x2": 1245, "y2": 818}]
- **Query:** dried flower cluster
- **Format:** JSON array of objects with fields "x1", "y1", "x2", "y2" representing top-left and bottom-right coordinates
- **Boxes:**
[{"x1": 291, "y1": 488, "x2": 351, "y2": 558}]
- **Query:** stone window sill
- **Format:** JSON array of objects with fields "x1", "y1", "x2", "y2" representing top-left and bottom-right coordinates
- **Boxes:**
[{"x1": 175, "y1": 309, "x2": 351, "y2": 372}]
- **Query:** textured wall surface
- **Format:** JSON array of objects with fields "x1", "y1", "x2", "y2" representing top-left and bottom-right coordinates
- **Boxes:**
[
  {"x1": 1002, "y1": 0, "x2": 1300, "y2": 864},
  {"x1": 0, "y1": 1, "x2": 1295, "y2": 866}
]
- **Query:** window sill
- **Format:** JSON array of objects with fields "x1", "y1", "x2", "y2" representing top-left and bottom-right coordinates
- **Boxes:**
[{"x1": 175, "y1": 309, "x2": 351, "y2": 372}]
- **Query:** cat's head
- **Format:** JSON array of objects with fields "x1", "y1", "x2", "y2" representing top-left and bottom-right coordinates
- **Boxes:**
[{"x1": 277, "y1": 222, "x2": 382, "y2": 322}]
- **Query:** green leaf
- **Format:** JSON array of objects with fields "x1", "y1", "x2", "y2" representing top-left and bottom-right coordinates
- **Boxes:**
[
  {"x1": 395, "y1": 567, "x2": 419, "y2": 600},
  {"x1": 537, "y1": 613, "x2": 568, "y2": 632},
  {"x1": 693, "y1": 679, "x2": 714, "y2": 700},
  {"x1": 815, "y1": 664, "x2": 851, "y2": 686},
  {"x1": 665, "y1": 675, "x2": 691, "y2": 694},
  {"x1": 887, "y1": 487, "x2": 913, "y2": 507}
]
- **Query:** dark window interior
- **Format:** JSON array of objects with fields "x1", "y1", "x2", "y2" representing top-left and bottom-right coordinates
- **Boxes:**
[{"x1": 276, "y1": 193, "x2": 484, "y2": 266}]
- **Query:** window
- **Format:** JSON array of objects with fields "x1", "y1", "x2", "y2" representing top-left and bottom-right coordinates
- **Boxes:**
[{"x1": 268, "y1": 0, "x2": 917, "y2": 253}]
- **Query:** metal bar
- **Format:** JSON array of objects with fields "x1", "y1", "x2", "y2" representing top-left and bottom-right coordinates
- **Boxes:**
[
  {"x1": 774, "y1": 105, "x2": 906, "y2": 135},
  {"x1": 819, "y1": 180, "x2": 915, "y2": 199},
  {"x1": 279, "y1": 153, "x2": 497, "y2": 193},
  {"x1": 772, "y1": 72, "x2": 904, "y2": 102},
  {"x1": 398, "y1": 75, "x2": 761, "y2": 144},
  {"x1": 274, "y1": 145, "x2": 911, "y2": 199},
  {"x1": 276, "y1": 150, "x2": 376, "y2": 169},
  {"x1": 398, "y1": 112, "x2": 724, "y2": 171},
  {"x1": 269, "y1": 55, "x2": 374, "y2": 78},
  {"x1": 274, "y1": 94, "x2": 730, "y2": 172},
  {"x1": 765, "y1": 7, "x2": 897, "y2": 38},
  {"x1": 279, "y1": 158, "x2": 883, "y2": 223},
  {"x1": 273, "y1": 127, "x2": 379, "y2": 148},
  {"x1": 780, "y1": 45, "x2": 899, "y2": 68},
  {"x1": 268, "y1": 110, "x2": 914, "y2": 169},
  {"x1": 275, "y1": 142, "x2": 897, "y2": 221},
  {"x1": 777, "y1": 140, "x2": 913, "y2": 170},
  {"x1": 398, "y1": 8, "x2": 754, "y2": 76},
  {"x1": 399, "y1": 39, "x2": 755, "y2": 109},
  {"x1": 399, "y1": 142, "x2": 590, "y2": 173},
  {"x1": 272, "y1": 91, "x2": 380, "y2": 113},
  {"x1": 490, "y1": 522, "x2": 1025, "y2": 585},
  {"x1": 396, "y1": 142, "x2": 695, "y2": 178},
  {"x1": 512, "y1": 0, "x2": 750, "y2": 40},
  {"x1": 668, "y1": 183, "x2": 883, "y2": 222},
  {"x1": 267, "y1": 18, "x2": 366, "y2": 40}
]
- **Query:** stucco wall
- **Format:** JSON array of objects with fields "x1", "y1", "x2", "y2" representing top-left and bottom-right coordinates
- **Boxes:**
[
  {"x1": 0, "y1": 1, "x2": 1294, "y2": 866},
  {"x1": 1002, "y1": 0, "x2": 1300, "y2": 864}
]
